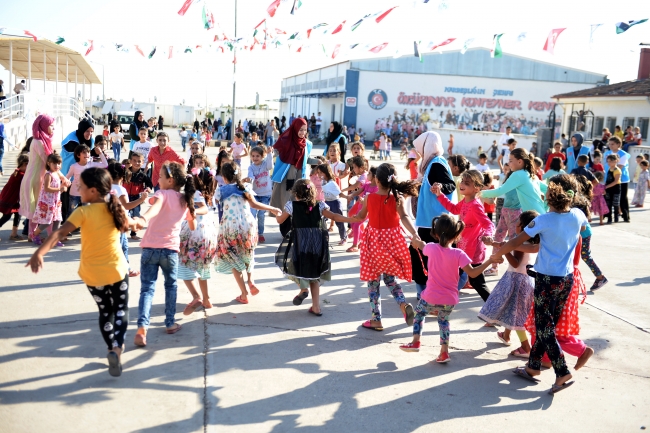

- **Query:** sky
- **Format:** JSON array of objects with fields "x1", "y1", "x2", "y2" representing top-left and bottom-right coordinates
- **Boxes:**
[{"x1": 1, "y1": 0, "x2": 650, "y2": 110}]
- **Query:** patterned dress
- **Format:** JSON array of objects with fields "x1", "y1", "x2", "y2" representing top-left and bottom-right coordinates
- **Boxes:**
[
  {"x1": 32, "y1": 172, "x2": 62, "y2": 225},
  {"x1": 359, "y1": 193, "x2": 412, "y2": 282},
  {"x1": 179, "y1": 191, "x2": 218, "y2": 273},
  {"x1": 591, "y1": 183, "x2": 609, "y2": 216},
  {"x1": 214, "y1": 184, "x2": 258, "y2": 273},
  {"x1": 632, "y1": 170, "x2": 649, "y2": 206}
]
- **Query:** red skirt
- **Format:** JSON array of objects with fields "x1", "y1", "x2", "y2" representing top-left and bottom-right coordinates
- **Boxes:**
[{"x1": 359, "y1": 226, "x2": 412, "y2": 282}]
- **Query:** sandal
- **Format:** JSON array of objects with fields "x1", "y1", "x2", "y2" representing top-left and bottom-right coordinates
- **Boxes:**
[
  {"x1": 9, "y1": 235, "x2": 25, "y2": 241},
  {"x1": 513, "y1": 366, "x2": 540, "y2": 383},
  {"x1": 247, "y1": 281, "x2": 260, "y2": 296},
  {"x1": 166, "y1": 323, "x2": 182, "y2": 334},
  {"x1": 510, "y1": 347, "x2": 530, "y2": 358},
  {"x1": 128, "y1": 270, "x2": 141, "y2": 277},
  {"x1": 293, "y1": 291, "x2": 309, "y2": 306},
  {"x1": 361, "y1": 320, "x2": 383, "y2": 331},
  {"x1": 235, "y1": 296, "x2": 249, "y2": 304},
  {"x1": 403, "y1": 303, "x2": 414, "y2": 326},
  {"x1": 346, "y1": 245, "x2": 359, "y2": 253},
  {"x1": 483, "y1": 322, "x2": 496, "y2": 328},
  {"x1": 497, "y1": 331, "x2": 511, "y2": 346},
  {"x1": 337, "y1": 239, "x2": 347, "y2": 246},
  {"x1": 549, "y1": 379, "x2": 575, "y2": 395},
  {"x1": 183, "y1": 298, "x2": 203, "y2": 315},
  {"x1": 308, "y1": 307, "x2": 323, "y2": 316}
]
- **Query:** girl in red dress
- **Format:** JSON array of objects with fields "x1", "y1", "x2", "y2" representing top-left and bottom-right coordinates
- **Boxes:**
[
  {"x1": 0, "y1": 154, "x2": 29, "y2": 240},
  {"x1": 352, "y1": 163, "x2": 421, "y2": 331}
]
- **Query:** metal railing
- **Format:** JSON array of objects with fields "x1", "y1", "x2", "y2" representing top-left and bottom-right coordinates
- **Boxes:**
[
  {"x1": 0, "y1": 94, "x2": 25, "y2": 122},
  {"x1": 0, "y1": 92, "x2": 89, "y2": 123}
]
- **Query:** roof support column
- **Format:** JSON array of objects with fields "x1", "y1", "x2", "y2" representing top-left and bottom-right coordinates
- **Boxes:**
[
  {"x1": 66, "y1": 55, "x2": 69, "y2": 96},
  {"x1": 8, "y1": 40, "x2": 12, "y2": 117},
  {"x1": 56, "y1": 51, "x2": 59, "y2": 94},
  {"x1": 43, "y1": 47, "x2": 46, "y2": 93},
  {"x1": 27, "y1": 42, "x2": 31, "y2": 91}
]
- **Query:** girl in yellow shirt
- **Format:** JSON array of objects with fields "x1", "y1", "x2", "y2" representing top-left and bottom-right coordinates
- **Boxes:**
[{"x1": 27, "y1": 167, "x2": 137, "y2": 377}]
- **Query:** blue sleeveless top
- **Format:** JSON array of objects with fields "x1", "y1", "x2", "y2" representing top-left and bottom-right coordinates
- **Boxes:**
[{"x1": 415, "y1": 155, "x2": 454, "y2": 228}]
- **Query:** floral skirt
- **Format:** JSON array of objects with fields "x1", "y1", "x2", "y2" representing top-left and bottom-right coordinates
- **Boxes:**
[
  {"x1": 179, "y1": 215, "x2": 218, "y2": 273},
  {"x1": 215, "y1": 223, "x2": 257, "y2": 274},
  {"x1": 478, "y1": 271, "x2": 534, "y2": 330}
]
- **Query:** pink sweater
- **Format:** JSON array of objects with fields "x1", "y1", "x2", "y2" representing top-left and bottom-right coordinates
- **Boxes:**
[{"x1": 437, "y1": 195, "x2": 495, "y2": 263}]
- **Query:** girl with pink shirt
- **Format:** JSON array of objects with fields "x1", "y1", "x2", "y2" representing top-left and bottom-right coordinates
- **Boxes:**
[
  {"x1": 131, "y1": 162, "x2": 197, "y2": 347},
  {"x1": 343, "y1": 166, "x2": 378, "y2": 253},
  {"x1": 431, "y1": 169, "x2": 495, "y2": 301},
  {"x1": 405, "y1": 215, "x2": 494, "y2": 363}
]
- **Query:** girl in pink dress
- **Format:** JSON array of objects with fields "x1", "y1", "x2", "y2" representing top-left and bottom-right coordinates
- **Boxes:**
[
  {"x1": 344, "y1": 166, "x2": 378, "y2": 253},
  {"x1": 32, "y1": 153, "x2": 67, "y2": 246},
  {"x1": 591, "y1": 171, "x2": 608, "y2": 224}
]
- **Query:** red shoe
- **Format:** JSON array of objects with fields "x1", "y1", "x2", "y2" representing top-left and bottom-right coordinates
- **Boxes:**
[
  {"x1": 399, "y1": 341, "x2": 421, "y2": 352},
  {"x1": 435, "y1": 352, "x2": 450, "y2": 363},
  {"x1": 259, "y1": 235, "x2": 265, "y2": 243}
]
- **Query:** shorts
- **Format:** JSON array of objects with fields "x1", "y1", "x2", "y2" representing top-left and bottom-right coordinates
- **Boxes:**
[{"x1": 177, "y1": 264, "x2": 211, "y2": 280}]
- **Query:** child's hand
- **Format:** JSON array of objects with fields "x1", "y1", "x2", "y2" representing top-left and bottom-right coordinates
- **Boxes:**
[
  {"x1": 26, "y1": 253, "x2": 44, "y2": 273},
  {"x1": 271, "y1": 207, "x2": 282, "y2": 217},
  {"x1": 411, "y1": 237, "x2": 425, "y2": 250},
  {"x1": 134, "y1": 217, "x2": 146, "y2": 230},
  {"x1": 491, "y1": 241, "x2": 505, "y2": 248},
  {"x1": 489, "y1": 253, "x2": 504, "y2": 264},
  {"x1": 481, "y1": 236, "x2": 494, "y2": 246},
  {"x1": 430, "y1": 183, "x2": 442, "y2": 196}
]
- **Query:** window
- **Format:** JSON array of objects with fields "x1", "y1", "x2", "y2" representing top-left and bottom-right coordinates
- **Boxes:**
[
  {"x1": 320, "y1": 79, "x2": 328, "y2": 88},
  {"x1": 623, "y1": 117, "x2": 635, "y2": 129},
  {"x1": 328, "y1": 78, "x2": 337, "y2": 87},
  {"x1": 337, "y1": 76, "x2": 345, "y2": 87},
  {"x1": 606, "y1": 117, "x2": 616, "y2": 133},
  {"x1": 300, "y1": 83, "x2": 306, "y2": 91},
  {"x1": 638, "y1": 118, "x2": 649, "y2": 140},
  {"x1": 593, "y1": 117, "x2": 604, "y2": 139}
]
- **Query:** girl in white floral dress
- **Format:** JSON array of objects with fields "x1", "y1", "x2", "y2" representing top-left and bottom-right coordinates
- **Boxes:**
[
  {"x1": 214, "y1": 162, "x2": 282, "y2": 304},
  {"x1": 181, "y1": 160, "x2": 219, "y2": 315}
]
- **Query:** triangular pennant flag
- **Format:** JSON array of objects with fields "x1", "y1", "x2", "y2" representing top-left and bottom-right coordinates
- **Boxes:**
[
  {"x1": 375, "y1": 7, "x2": 397, "y2": 23},
  {"x1": 517, "y1": 32, "x2": 527, "y2": 42},
  {"x1": 350, "y1": 18, "x2": 363, "y2": 31},
  {"x1": 332, "y1": 44, "x2": 340, "y2": 59},
  {"x1": 202, "y1": 4, "x2": 215, "y2": 30},
  {"x1": 290, "y1": 0, "x2": 302, "y2": 15},
  {"x1": 491, "y1": 33, "x2": 503, "y2": 58},
  {"x1": 85, "y1": 40, "x2": 94, "y2": 56},
  {"x1": 267, "y1": 0, "x2": 281, "y2": 17},
  {"x1": 332, "y1": 20, "x2": 346, "y2": 35},
  {"x1": 322, "y1": 44, "x2": 327, "y2": 55},
  {"x1": 255, "y1": 19, "x2": 266, "y2": 29},
  {"x1": 168, "y1": 46, "x2": 173, "y2": 59},
  {"x1": 297, "y1": 46, "x2": 302, "y2": 52},
  {"x1": 24, "y1": 30, "x2": 38, "y2": 41},
  {"x1": 369, "y1": 42, "x2": 389, "y2": 53},
  {"x1": 184, "y1": 47, "x2": 192, "y2": 53},
  {"x1": 289, "y1": 32, "x2": 298, "y2": 40},
  {"x1": 178, "y1": 0, "x2": 194, "y2": 16},
  {"x1": 413, "y1": 41, "x2": 422, "y2": 62},
  {"x1": 148, "y1": 47, "x2": 157, "y2": 59},
  {"x1": 460, "y1": 38, "x2": 475, "y2": 54},
  {"x1": 55, "y1": 37, "x2": 65, "y2": 45},
  {"x1": 431, "y1": 37, "x2": 455, "y2": 51},
  {"x1": 233, "y1": 55, "x2": 237, "y2": 64},
  {"x1": 135, "y1": 45, "x2": 145, "y2": 57},
  {"x1": 590, "y1": 24, "x2": 603, "y2": 43},
  {"x1": 616, "y1": 19, "x2": 648, "y2": 34},
  {"x1": 350, "y1": 43, "x2": 359, "y2": 49},
  {"x1": 252, "y1": 29, "x2": 258, "y2": 38},
  {"x1": 312, "y1": 23, "x2": 328, "y2": 29},
  {"x1": 275, "y1": 28, "x2": 286, "y2": 35},
  {"x1": 542, "y1": 28, "x2": 565, "y2": 54}
]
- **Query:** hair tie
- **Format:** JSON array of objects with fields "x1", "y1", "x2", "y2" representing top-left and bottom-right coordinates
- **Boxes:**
[
  {"x1": 186, "y1": 174, "x2": 193, "y2": 179},
  {"x1": 234, "y1": 169, "x2": 239, "y2": 175},
  {"x1": 191, "y1": 167, "x2": 201, "y2": 176},
  {"x1": 566, "y1": 190, "x2": 575, "y2": 198},
  {"x1": 387, "y1": 174, "x2": 394, "y2": 182},
  {"x1": 121, "y1": 164, "x2": 125, "y2": 169},
  {"x1": 306, "y1": 184, "x2": 311, "y2": 189}
]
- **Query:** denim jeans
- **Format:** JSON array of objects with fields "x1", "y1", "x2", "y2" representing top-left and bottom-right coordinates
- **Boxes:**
[
  {"x1": 129, "y1": 204, "x2": 141, "y2": 236},
  {"x1": 250, "y1": 195, "x2": 270, "y2": 235},
  {"x1": 112, "y1": 143, "x2": 121, "y2": 161},
  {"x1": 138, "y1": 248, "x2": 179, "y2": 328},
  {"x1": 69, "y1": 195, "x2": 82, "y2": 216},
  {"x1": 0, "y1": 142, "x2": 4, "y2": 173},
  {"x1": 120, "y1": 232, "x2": 129, "y2": 263},
  {"x1": 266, "y1": 136, "x2": 274, "y2": 146},
  {"x1": 181, "y1": 137, "x2": 188, "y2": 151}
]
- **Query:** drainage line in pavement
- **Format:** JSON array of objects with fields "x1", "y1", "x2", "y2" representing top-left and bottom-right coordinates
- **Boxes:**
[
  {"x1": 202, "y1": 310, "x2": 209, "y2": 433},
  {"x1": 585, "y1": 301, "x2": 649, "y2": 334}
]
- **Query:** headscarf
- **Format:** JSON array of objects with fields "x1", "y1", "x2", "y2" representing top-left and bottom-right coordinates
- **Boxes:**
[
  {"x1": 32, "y1": 114, "x2": 56, "y2": 156},
  {"x1": 273, "y1": 117, "x2": 307, "y2": 168},
  {"x1": 134, "y1": 111, "x2": 147, "y2": 129},
  {"x1": 75, "y1": 118, "x2": 94, "y2": 146},
  {"x1": 326, "y1": 121, "x2": 343, "y2": 145},
  {"x1": 572, "y1": 133, "x2": 584, "y2": 147},
  {"x1": 414, "y1": 131, "x2": 444, "y2": 177}
]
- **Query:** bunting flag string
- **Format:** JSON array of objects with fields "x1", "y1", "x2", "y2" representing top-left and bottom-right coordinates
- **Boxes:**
[
  {"x1": 85, "y1": 40, "x2": 94, "y2": 56},
  {"x1": 24, "y1": 30, "x2": 38, "y2": 41},
  {"x1": 267, "y1": 0, "x2": 282, "y2": 18},
  {"x1": 491, "y1": 33, "x2": 503, "y2": 58},
  {"x1": 178, "y1": 0, "x2": 195, "y2": 16},
  {"x1": 543, "y1": 28, "x2": 565, "y2": 54}
]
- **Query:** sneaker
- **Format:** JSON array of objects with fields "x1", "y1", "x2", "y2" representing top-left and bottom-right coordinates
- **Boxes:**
[
  {"x1": 435, "y1": 352, "x2": 451, "y2": 363},
  {"x1": 399, "y1": 341, "x2": 421, "y2": 352},
  {"x1": 258, "y1": 235, "x2": 265, "y2": 243},
  {"x1": 32, "y1": 236, "x2": 43, "y2": 246},
  {"x1": 484, "y1": 268, "x2": 499, "y2": 277},
  {"x1": 590, "y1": 277, "x2": 608, "y2": 291},
  {"x1": 55, "y1": 241, "x2": 64, "y2": 247}
]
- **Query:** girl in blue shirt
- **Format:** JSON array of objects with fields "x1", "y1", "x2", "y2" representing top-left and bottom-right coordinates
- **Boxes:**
[{"x1": 492, "y1": 174, "x2": 587, "y2": 395}]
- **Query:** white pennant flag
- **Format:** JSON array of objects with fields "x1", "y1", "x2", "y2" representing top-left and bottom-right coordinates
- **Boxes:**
[{"x1": 460, "y1": 38, "x2": 475, "y2": 54}]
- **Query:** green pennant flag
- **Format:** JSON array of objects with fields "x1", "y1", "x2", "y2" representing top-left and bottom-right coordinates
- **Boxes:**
[
  {"x1": 491, "y1": 33, "x2": 503, "y2": 58},
  {"x1": 289, "y1": 32, "x2": 298, "y2": 40},
  {"x1": 148, "y1": 47, "x2": 157, "y2": 59},
  {"x1": 184, "y1": 47, "x2": 192, "y2": 53},
  {"x1": 616, "y1": 19, "x2": 648, "y2": 34},
  {"x1": 55, "y1": 37, "x2": 65, "y2": 45},
  {"x1": 253, "y1": 29, "x2": 258, "y2": 37},
  {"x1": 414, "y1": 40, "x2": 422, "y2": 62}
]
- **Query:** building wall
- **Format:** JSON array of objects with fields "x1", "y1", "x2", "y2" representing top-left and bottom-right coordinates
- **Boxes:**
[
  {"x1": 351, "y1": 70, "x2": 596, "y2": 140},
  {"x1": 428, "y1": 128, "x2": 537, "y2": 161}
]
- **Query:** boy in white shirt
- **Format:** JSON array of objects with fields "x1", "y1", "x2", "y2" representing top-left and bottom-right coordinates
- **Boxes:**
[
  {"x1": 229, "y1": 132, "x2": 249, "y2": 166},
  {"x1": 131, "y1": 128, "x2": 153, "y2": 167},
  {"x1": 65, "y1": 144, "x2": 108, "y2": 214},
  {"x1": 475, "y1": 153, "x2": 490, "y2": 173}
]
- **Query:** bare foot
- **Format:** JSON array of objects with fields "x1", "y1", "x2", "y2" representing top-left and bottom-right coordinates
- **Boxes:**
[
  {"x1": 555, "y1": 373, "x2": 573, "y2": 387},
  {"x1": 541, "y1": 361, "x2": 552, "y2": 369},
  {"x1": 525, "y1": 365, "x2": 541, "y2": 377},
  {"x1": 575, "y1": 347, "x2": 594, "y2": 370},
  {"x1": 202, "y1": 299, "x2": 213, "y2": 309}
]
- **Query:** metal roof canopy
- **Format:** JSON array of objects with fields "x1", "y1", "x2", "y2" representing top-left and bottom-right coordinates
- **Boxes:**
[
  {"x1": 0, "y1": 36, "x2": 101, "y2": 84},
  {"x1": 291, "y1": 91, "x2": 346, "y2": 99}
]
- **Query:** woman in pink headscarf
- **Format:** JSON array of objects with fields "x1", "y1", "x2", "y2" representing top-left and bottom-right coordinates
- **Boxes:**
[{"x1": 19, "y1": 114, "x2": 58, "y2": 239}]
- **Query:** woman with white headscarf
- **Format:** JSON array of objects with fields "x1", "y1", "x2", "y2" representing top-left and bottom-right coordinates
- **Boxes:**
[{"x1": 410, "y1": 131, "x2": 456, "y2": 299}]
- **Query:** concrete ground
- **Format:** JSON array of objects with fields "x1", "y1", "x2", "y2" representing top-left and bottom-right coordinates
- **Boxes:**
[{"x1": 0, "y1": 135, "x2": 649, "y2": 433}]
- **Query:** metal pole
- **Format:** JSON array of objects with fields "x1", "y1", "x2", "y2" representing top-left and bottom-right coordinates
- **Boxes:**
[
  {"x1": 44, "y1": 47, "x2": 46, "y2": 92},
  {"x1": 27, "y1": 41, "x2": 31, "y2": 91},
  {"x1": 102, "y1": 65, "x2": 105, "y2": 100},
  {"x1": 56, "y1": 51, "x2": 59, "y2": 94},
  {"x1": 231, "y1": 0, "x2": 237, "y2": 141},
  {"x1": 8, "y1": 40, "x2": 12, "y2": 116},
  {"x1": 66, "y1": 55, "x2": 69, "y2": 96},
  {"x1": 75, "y1": 67, "x2": 78, "y2": 100}
]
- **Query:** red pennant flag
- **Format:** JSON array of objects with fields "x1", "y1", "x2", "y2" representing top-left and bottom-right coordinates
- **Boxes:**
[
  {"x1": 543, "y1": 28, "x2": 566, "y2": 55},
  {"x1": 135, "y1": 45, "x2": 145, "y2": 57},
  {"x1": 168, "y1": 46, "x2": 173, "y2": 59},
  {"x1": 275, "y1": 28, "x2": 287, "y2": 35},
  {"x1": 332, "y1": 21, "x2": 346, "y2": 35},
  {"x1": 218, "y1": 46, "x2": 224, "y2": 53},
  {"x1": 431, "y1": 37, "x2": 456, "y2": 51},
  {"x1": 267, "y1": 0, "x2": 281, "y2": 17},
  {"x1": 307, "y1": 29, "x2": 312, "y2": 38},
  {"x1": 369, "y1": 42, "x2": 389, "y2": 53},
  {"x1": 255, "y1": 18, "x2": 266, "y2": 29},
  {"x1": 233, "y1": 56, "x2": 237, "y2": 64},
  {"x1": 375, "y1": 7, "x2": 398, "y2": 23},
  {"x1": 24, "y1": 30, "x2": 38, "y2": 41},
  {"x1": 263, "y1": 42, "x2": 267, "y2": 50},
  {"x1": 214, "y1": 35, "x2": 219, "y2": 42},
  {"x1": 85, "y1": 40, "x2": 94, "y2": 56},
  {"x1": 331, "y1": 44, "x2": 341, "y2": 59},
  {"x1": 177, "y1": 0, "x2": 194, "y2": 16},
  {"x1": 297, "y1": 46, "x2": 302, "y2": 52}
]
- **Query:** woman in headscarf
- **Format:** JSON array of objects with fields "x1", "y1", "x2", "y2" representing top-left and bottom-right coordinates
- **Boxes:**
[
  {"x1": 158, "y1": 115, "x2": 164, "y2": 130},
  {"x1": 409, "y1": 131, "x2": 456, "y2": 299},
  {"x1": 60, "y1": 118, "x2": 94, "y2": 221},
  {"x1": 270, "y1": 118, "x2": 312, "y2": 218},
  {"x1": 324, "y1": 121, "x2": 347, "y2": 160},
  {"x1": 565, "y1": 133, "x2": 591, "y2": 173},
  {"x1": 129, "y1": 111, "x2": 148, "y2": 150},
  {"x1": 19, "y1": 115, "x2": 68, "y2": 238}
]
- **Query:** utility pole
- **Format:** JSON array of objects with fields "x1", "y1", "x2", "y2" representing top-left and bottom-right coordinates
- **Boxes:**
[{"x1": 230, "y1": 0, "x2": 238, "y2": 141}]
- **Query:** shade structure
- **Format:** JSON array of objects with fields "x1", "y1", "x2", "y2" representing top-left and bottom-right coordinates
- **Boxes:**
[{"x1": 0, "y1": 36, "x2": 101, "y2": 84}]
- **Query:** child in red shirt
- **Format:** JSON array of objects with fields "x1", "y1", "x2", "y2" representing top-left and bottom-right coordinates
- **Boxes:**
[{"x1": 482, "y1": 172, "x2": 496, "y2": 221}]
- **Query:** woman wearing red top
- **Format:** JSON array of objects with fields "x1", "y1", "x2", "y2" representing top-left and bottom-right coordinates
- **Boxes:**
[
  {"x1": 601, "y1": 128, "x2": 611, "y2": 142},
  {"x1": 147, "y1": 131, "x2": 186, "y2": 189},
  {"x1": 353, "y1": 163, "x2": 420, "y2": 332}
]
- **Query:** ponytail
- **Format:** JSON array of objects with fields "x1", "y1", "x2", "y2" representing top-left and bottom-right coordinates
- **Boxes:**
[
  {"x1": 80, "y1": 168, "x2": 129, "y2": 232},
  {"x1": 376, "y1": 163, "x2": 419, "y2": 205},
  {"x1": 510, "y1": 148, "x2": 535, "y2": 178},
  {"x1": 161, "y1": 162, "x2": 196, "y2": 218},
  {"x1": 106, "y1": 193, "x2": 129, "y2": 232}
]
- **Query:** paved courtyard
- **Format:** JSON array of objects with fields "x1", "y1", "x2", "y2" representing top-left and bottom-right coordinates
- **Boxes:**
[{"x1": 0, "y1": 137, "x2": 648, "y2": 432}]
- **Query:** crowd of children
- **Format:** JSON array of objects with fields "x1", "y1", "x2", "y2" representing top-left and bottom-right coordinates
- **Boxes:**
[{"x1": 2, "y1": 119, "x2": 639, "y2": 395}]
